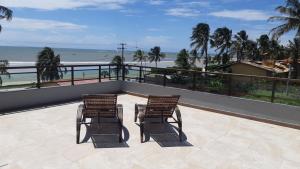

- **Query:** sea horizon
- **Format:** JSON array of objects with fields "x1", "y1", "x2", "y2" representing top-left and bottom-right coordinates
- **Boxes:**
[{"x1": 0, "y1": 45, "x2": 185, "y2": 68}]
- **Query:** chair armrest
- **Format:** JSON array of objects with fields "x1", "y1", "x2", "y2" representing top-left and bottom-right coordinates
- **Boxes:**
[
  {"x1": 117, "y1": 104, "x2": 123, "y2": 123},
  {"x1": 175, "y1": 106, "x2": 182, "y2": 123},
  {"x1": 77, "y1": 104, "x2": 84, "y2": 123}
]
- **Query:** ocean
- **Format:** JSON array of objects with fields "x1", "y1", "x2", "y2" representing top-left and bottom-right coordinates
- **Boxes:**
[{"x1": 0, "y1": 46, "x2": 177, "y2": 67}]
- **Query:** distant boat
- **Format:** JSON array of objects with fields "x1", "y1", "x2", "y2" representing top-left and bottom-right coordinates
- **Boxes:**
[{"x1": 72, "y1": 53, "x2": 76, "y2": 55}]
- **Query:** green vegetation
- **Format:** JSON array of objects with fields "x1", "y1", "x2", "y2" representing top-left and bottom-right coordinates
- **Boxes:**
[
  {"x1": 0, "y1": 60, "x2": 10, "y2": 86},
  {"x1": 111, "y1": 55, "x2": 129, "y2": 76},
  {"x1": 36, "y1": 47, "x2": 65, "y2": 81},
  {"x1": 133, "y1": 49, "x2": 148, "y2": 66},
  {"x1": 0, "y1": 6, "x2": 13, "y2": 86},
  {"x1": 148, "y1": 46, "x2": 166, "y2": 68},
  {"x1": 269, "y1": 0, "x2": 300, "y2": 78},
  {"x1": 0, "y1": 5, "x2": 13, "y2": 32},
  {"x1": 175, "y1": 49, "x2": 191, "y2": 70},
  {"x1": 210, "y1": 27, "x2": 232, "y2": 65},
  {"x1": 190, "y1": 23, "x2": 210, "y2": 70}
]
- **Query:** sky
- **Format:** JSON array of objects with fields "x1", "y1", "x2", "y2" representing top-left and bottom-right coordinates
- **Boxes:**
[{"x1": 0, "y1": 0, "x2": 296, "y2": 52}]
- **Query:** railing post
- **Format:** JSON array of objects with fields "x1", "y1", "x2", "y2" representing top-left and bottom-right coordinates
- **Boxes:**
[
  {"x1": 192, "y1": 71, "x2": 196, "y2": 90},
  {"x1": 122, "y1": 64, "x2": 125, "y2": 81},
  {"x1": 116, "y1": 65, "x2": 119, "y2": 80},
  {"x1": 36, "y1": 67, "x2": 41, "y2": 89},
  {"x1": 139, "y1": 66, "x2": 142, "y2": 83},
  {"x1": 98, "y1": 65, "x2": 101, "y2": 83},
  {"x1": 163, "y1": 70, "x2": 166, "y2": 87},
  {"x1": 109, "y1": 65, "x2": 111, "y2": 80},
  {"x1": 71, "y1": 66, "x2": 74, "y2": 86},
  {"x1": 271, "y1": 79, "x2": 277, "y2": 103},
  {"x1": 228, "y1": 75, "x2": 232, "y2": 96}
]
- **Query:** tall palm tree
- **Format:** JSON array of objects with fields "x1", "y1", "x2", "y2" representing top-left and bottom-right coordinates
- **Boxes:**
[
  {"x1": 210, "y1": 27, "x2": 232, "y2": 65},
  {"x1": 175, "y1": 49, "x2": 191, "y2": 70},
  {"x1": 0, "y1": 6, "x2": 12, "y2": 86},
  {"x1": 148, "y1": 46, "x2": 166, "y2": 67},
  {"x1": 257, "y1": 34, "x2": 271, "y2": 60},
  {"x1": 190, "y1": 23, "x2": 210, "y2": 70},
  {"x1": 133, "y1": 49, "x2": 147, "y2": 66},
  {"x1": 245, "y1": 40, "x2": 259, "y2": 61},
  {"x1": 189, "y1": 49, "x2": 199, "y2": 67},
  {"x1": 0, "y1": 5, "x2": 13, "y2": 32},
  {"x1": 232, "y1": 30, "x2": 248, "y2": 61},
  {"x1": 269, "y1": 39, "x2": 284, "y2": 60},
  {"x1": 36, "y1": 47, "x2": 64, "y2": 81},
  {"x1": 111, "y1": 55, "x2": 129, "y2": 76},
  {"x1": 269, "y1": 0, "x2": 300, "y2": 78},
  {"x1": 269, "y1": 0, "x2": 300, "y2": 39},
  {"x1": 0, "y1": 60, "x2": 10, "y2": 86},
  {"x1": 286, "y1": 39, "x2": 299, "y2": 78}
]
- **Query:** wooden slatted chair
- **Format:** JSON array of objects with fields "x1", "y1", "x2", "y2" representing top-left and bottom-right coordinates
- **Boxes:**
[
  {"x1": 76, "y1": 94, "x2": 123, "y2": 144},
  {"x1": 134, "y1": 95, "x2": 182, "y2": 143}
]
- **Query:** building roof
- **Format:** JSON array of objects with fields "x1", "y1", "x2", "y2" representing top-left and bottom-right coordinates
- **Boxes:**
[{"x1": 232, "y1": 61, "x2": 289, "y2": 74}]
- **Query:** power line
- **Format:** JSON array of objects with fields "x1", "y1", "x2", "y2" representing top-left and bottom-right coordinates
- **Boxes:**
[{"x1": 117, "y1": 43, "x2": 126, "y2": 64}]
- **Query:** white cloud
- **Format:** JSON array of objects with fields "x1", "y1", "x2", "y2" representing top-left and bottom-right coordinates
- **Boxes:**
[
  {"x1": 149, "y1": 0, "x2": 165, "y2": 5},
  {"x1": 209, "y1": 9, "x2": 270, "y2": 21},
  {"x1": 166, "y1": 8, "x2": 200, "y2": 17},
  {"x1": 0, "y1": 29, "x2": 119, "y2": 49},
  {"x1": 147, "y1": 28, "x2": 161, "y2": 32},
  {"x1": 2, "y1": 0, "x2": 136, "y2": 10},
  {"x1": 177, "y1": 1, "x2": 210, "y2": 8},
  {"x1": 143, "y1": 35, "x2": 171, "y2": 46},
  {"x1": 3, "y1": 17, "x2": 87, "y2": 31}
]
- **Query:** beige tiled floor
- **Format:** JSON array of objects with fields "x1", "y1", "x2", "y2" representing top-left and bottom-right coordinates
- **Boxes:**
[{"x1": 0, "y1": 94, "x2": 299, "y2": 169}]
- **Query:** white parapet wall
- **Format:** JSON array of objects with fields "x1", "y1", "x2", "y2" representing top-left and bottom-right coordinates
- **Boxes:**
[
  {"x1": 0, "y1": 81, "x2": 122, "y2": 113},
  {"x1": 0, "y1": 81, "x2": 299, "y2": 129}
]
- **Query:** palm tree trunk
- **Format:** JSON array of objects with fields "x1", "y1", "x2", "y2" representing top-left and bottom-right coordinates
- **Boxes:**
[
  {"x1": 293, "y1": 30, "x2": 300, "y2": 78},
  {"x1": 205, "y1": 48, "x2": 208, "y2": 71}
]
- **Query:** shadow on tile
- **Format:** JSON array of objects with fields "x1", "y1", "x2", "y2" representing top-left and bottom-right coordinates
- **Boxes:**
[
  {"x1": 143, "y1": 123, "x2": 193, "y2": 147},
  {"x1": 81, "y1": 118, "x2": 130, "y2": 148}
]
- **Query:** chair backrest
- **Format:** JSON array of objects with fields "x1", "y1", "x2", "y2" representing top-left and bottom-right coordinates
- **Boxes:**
[
  {"x1": 82, "y1": 94, "x2": 117, "y2": 117},
  {"x1": 145, "y1": 95, "x2": 180, "y2": 117}
]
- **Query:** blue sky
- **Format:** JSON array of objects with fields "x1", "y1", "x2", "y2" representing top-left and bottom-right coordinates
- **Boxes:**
[{"x1": 0, "y1": 0, "x2": 296, "y2": 52}]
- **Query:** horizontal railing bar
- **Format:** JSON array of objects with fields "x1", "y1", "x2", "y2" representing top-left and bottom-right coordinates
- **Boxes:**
[{"x1": 2, "y1": 63, "x2": 300, "y2": 83}]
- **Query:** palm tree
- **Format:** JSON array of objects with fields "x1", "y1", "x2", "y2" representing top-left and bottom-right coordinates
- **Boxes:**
[
  {"x1": 0, "y1": 5, "x2": 13, "y2": 32},
  {"x1": 245, "y1": 40, "x2": 259, "y2": 61},
  {"x1": 232, "y1": 30, "x2": 248, "y2": 61},
  {"x1": 269, "y1": 0, "x2": 300, "y2": 78},
  {"x1": 210, "y1": 27, "x2": 232, "y2": 65},
  {"x1": 286, "y1": 39, "x2": 299, "y2": 78},
  {"x1": 190, "y1": 23, "x2": 210, "y2": 70},
  {"x1": 0, "y1": 60, "x2": 10, "y2": 86},
  {"x1": 175, "y1": 49, "x2": 191, "y2": 70},
  {"x1": 36, "y1": 47, "x2": 64, "y2": 81},
  {"x1": 269, "y1": 0, "x2": 300, "y2": 39},
  {"x1": 269, "y1": 39, "x2": 285, "y2": 60},
  {"x1": 133, "y1": 49, "x2": 147, "y2": 66},
  {"x1": 257, "y1": 34, "x2": 271, "y2": 60},
  {"x1": 189, "y1": 49, "x2": 199, "y2": 67},
  {"x1": 148, "y1": 46, "x2": 166, "y2": 67},
  {"x1": 111, "y1": 55, "x2": 129, "y2": 76}
]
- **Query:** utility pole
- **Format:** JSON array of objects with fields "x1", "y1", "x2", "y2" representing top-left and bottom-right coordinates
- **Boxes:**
[{"x1": 118, "y1": 43, "x2": 126, "y2": 65}]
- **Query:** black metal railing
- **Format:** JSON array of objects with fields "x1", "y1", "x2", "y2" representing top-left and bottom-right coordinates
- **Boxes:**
[{"x1": 1, "y1": 63, "x2": 300, "y2": 106}]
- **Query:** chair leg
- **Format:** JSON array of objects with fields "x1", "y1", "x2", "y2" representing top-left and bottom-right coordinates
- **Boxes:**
[
  {"x1": 178, "y1": 122, "x2": 182, "y2": 142},
  {"x1": 134, "y1": 105, "x2": 138, "y2": 122},
  {"x1": 76, "y1": 122, "x2": 81, "y2": 144},
  {"x1": 119, "y1": 121, "x2": 123, "y2": 143},
  {"x1": 140, "y1": 123, "x2": 144, "y2": 143}
]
